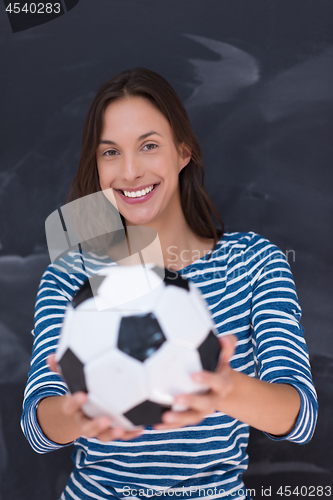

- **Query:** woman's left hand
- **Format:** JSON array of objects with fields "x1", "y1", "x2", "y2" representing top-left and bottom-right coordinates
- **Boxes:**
[{"x1": 153, "y1": 334, "x2": 238, "y2": 430}]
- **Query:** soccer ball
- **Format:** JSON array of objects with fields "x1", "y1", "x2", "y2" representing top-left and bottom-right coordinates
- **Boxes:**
[{"x1": 55, "y1": 264, "x2": 221, "y2": 430}]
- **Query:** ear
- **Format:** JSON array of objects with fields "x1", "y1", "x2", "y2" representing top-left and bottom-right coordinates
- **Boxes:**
[{"x1": 178, "y1": 143, "x2": 192, "y2": 173}]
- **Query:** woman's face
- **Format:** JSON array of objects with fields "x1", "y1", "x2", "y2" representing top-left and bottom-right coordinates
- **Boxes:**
[{"x1": 96, "y1": 96, "x2": 190, "y2": 227}]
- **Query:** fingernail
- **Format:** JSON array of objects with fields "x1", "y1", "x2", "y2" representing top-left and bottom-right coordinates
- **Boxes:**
[
  {"x1": 113, "y1": 428, "x2": 124, "y2": 438},
  {"x1": 192, "y1": 373, "x2": 203, "y2": 382},
  {"x1": 100, "y1": 417, "x2": 111, "y2": 428},
  {"x1": 76, "y1": 395, "x2": 86, "y2": 405},
  {"x1": 164, "y1": 413, "x2": 176, "y2": 423}
]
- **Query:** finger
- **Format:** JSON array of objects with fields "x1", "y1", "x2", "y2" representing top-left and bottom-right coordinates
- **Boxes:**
[
  {"x1": 155, "y1": 409, "x2": 207, "y2": 429},
  {"x1": 46, "y1": 353, "x2": 58, "y2": 373},
  {"x1": 218, "y1": 335, "x2": 238, "y2": 367},
  {"x1": 173, "y1": 392, "x2": 218, "y2": 415},
  {"x1": 96, "y1": 427, "x2": 126, "y2": 442},
  {"x1": 62, "y1": 392, "x2": 88, "y2": 416},
  {"x1": 192, "y1": 370, "x2": 233, "y2": 397},
  {"x1": 153, "y1": 422, "x2": 183, "y2": 431},
  {"x1": 120, "y1": 428, "x2": 144, "y2": 441},
  {"x1": 80, "y1": 416, "x2": 113, "y2": 439}
]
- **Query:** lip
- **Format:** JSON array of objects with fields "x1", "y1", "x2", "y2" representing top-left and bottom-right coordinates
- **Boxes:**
[{"x1": 116, "y1": 183, "x2": 159, "y2": 204}]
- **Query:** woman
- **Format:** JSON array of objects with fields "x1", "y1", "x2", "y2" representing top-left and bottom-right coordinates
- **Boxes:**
[{"x1": 21, "y1": 68, "x2": 318, "y2": 500}]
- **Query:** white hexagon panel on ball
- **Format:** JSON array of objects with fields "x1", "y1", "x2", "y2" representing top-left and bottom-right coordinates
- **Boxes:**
[
  {"x1": 155, "y1": 286, "x2": 211, "y2": 349},
  {"x1": 145, "y1": 342, "x2": 208, "y2": 408},
  {"x1": 56, "y1": 307, "x2": 121, "y2": 364},
  {"x1": 96, "y1": 264, "x2": 165, "y2": 314},
  {"x1": 83, "y1": 393, "x2": 138, "y2": 431},
  {"x1": 84, "y1": 349, "x2": 148, "y2": 416}
]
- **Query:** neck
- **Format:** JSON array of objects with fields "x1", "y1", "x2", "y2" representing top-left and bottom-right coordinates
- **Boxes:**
[
  {"x1": 124, "y1": 185, "x2": 215, "y2": 271},
  {"x1": 125, "y1": 213, "x2": 215, "y2": 272}
]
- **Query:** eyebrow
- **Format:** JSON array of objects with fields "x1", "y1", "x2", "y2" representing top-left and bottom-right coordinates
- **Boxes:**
[{"x1": 99, "y1": 131, "x2": 161, "y2": 146}]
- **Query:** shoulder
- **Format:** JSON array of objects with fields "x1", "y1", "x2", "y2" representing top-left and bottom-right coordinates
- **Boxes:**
[
  {"x1": 190, "y1": 231, "x2": 281, "y2": 268},
  {"x1": 221, "y1": 230, "x2": 275, "y2": 249},
  {"x1": 218, "y1": 231, "x2": 287, "y2": 261},
  {"x1": 39, "y1": 251, "x2": 94, "y2": 299},
  {"x1": 209, "y1": 232, "x2": 291, "y2": 284},
  {"x1": 38, "y1": 249, "x2": 113, "y2": 300}
]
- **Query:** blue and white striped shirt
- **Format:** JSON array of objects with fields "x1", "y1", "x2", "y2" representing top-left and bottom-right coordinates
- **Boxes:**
[{"x1": 21, "y1": 232, "x2": 318, "y2": 500}]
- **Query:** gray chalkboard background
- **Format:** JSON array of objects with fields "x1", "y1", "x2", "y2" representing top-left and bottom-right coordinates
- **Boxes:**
[{"x1": 0, "y1": 0, "x2": 332, "y2": 498}]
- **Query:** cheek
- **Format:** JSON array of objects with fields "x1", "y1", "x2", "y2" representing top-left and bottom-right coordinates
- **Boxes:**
[{"x1": 152, "y1": 153, "x2": 180, "y2": 180}]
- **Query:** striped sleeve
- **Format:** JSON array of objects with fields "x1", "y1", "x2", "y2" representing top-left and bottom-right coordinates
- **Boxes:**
[
  {"x1": 246, "y1": 233, "x2": 318, "y2": 444},
  {"x1": 20, "y1": 263, "x2": 84, "y2": 454}
]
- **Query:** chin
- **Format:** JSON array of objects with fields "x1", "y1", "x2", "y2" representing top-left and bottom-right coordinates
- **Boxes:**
[{"x1": 125, "y1": 215, "x2": 155, "y2": 227}]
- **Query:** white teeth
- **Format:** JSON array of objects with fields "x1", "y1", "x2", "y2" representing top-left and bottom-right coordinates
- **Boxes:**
[{"x1": 123, "y1": 185, "x2": 155, "y2": 198}]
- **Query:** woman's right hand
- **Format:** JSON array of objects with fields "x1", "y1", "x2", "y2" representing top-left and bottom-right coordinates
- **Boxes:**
[{"x1": 46, "y1": 354, "x2": 144, "y2": 442}]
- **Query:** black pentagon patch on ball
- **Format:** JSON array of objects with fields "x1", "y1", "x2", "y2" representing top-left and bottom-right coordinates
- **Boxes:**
[
  {"x1": 152, "y1": 266, "x2": 189, "y2": 291},
  {"x1": 124, "y1": 400, "x2": 171, "y2": 426},
  {"x1": 118, "y1": 313, "x2": 166, "y2": 362},
  {"x1": 58, "y1": 348, "x2": 87, "y2": 393},
  {"x1": 150, "y1": 265, "x2": 165, "y2": 280},
  {"x1": 72, "y1": 275, "x2": 106, "y2": 308},
  {"x1": 198, "y1": 331, "x2": 221, "y2": 372}
]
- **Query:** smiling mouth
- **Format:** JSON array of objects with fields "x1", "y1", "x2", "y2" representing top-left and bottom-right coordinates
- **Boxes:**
[{"x1": 119, "y1": 184, "x2": 158, "y2": 199}]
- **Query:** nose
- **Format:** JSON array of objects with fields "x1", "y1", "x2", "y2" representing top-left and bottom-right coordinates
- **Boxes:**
[{"x1": 120, "y1": 153, "x2": 144, "y2": 183}]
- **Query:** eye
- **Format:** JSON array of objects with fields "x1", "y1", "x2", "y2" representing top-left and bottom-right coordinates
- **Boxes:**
[
  {"x1": 103, "y1": 149, "x2": 119, "y2": 156},
  {"x1": 142, "y1": 143, "x2": 157, "y2": 151}
]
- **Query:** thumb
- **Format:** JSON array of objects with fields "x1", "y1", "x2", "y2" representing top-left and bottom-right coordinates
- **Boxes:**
[
  {"x1": 218, "y1": 335, "x2": 237, "y2": 368},
  {"x1": 46, "y1": 353, "x2": 59, "y2": 373}
]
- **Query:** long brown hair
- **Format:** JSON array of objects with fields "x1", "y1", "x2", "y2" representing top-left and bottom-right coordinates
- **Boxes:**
[{"x1": 67, "y1": 68, "x2": 224, "y2": 258}]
